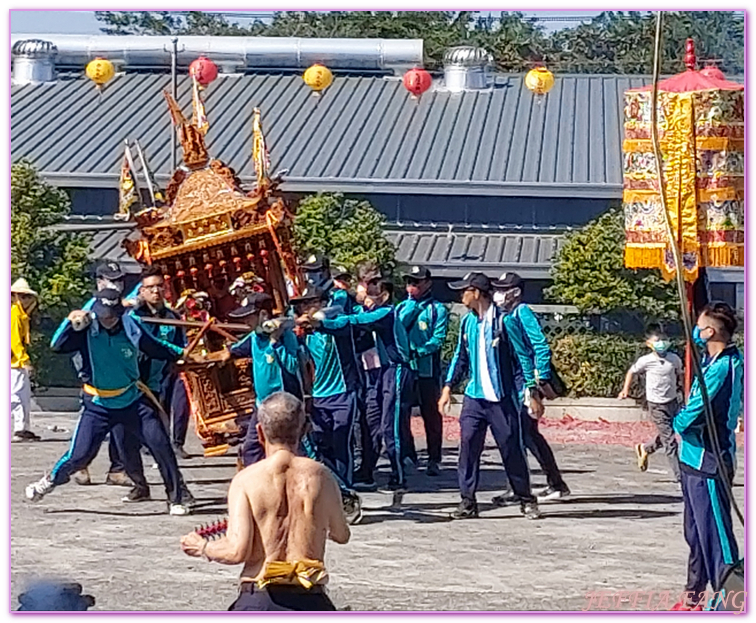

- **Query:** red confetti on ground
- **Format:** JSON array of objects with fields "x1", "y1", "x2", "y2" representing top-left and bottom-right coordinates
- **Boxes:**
[{"x1": 410, "y1": 414, "x2": 745, "y2": 448}]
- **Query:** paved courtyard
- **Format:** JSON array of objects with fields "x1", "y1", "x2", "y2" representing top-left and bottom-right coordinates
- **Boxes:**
[{"x1": 11, "y1": 412, "x2": 745, "y2": 612}]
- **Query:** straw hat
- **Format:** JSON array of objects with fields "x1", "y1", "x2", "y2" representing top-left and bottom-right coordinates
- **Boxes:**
[{"x1": 11, "y1": 278, "x2": 38, "y2": 297}]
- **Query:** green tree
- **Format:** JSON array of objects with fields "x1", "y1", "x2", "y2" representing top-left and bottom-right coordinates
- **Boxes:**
[
  {"x1": 469, "y1": 12, "x2": 547, "y2": 72},
  {"x1": 545, "y1": 11, "x2": 743, "y2": 74},
  {"x1": 95, "y1": 10, "x2": 743, "y2": 74},
  {"x1": 12, "y1": 160, "x2": 92, "y2": 386},
  {"x1": 544, "y1": 206, "x2": 679, "y2": 322},
  {"x1": 12, "y1": 160, "x2": 91, "y2": 315},
  {"x1": 292, "y1": 192, "x2": 396, "y2": 275}
]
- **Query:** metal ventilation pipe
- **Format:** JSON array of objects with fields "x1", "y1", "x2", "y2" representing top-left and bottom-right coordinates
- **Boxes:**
[
  {"x1": 442, "y1": 46, "x2": 492, "y2": 92},
  {"x1": 9, "y1": 34, "x2": 423, "y2": 74},
  {"x1": 12, "y1": 39, "x2": 58, "y2": 85}
]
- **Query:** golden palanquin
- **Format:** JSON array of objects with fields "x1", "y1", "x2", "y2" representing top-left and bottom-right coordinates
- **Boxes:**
[
  {"x1": 122, "y1": 90, "x2": 302, "y2": 456},
  {"x1": 622, "y1": 58, "x2": 744, "y2": 282}
]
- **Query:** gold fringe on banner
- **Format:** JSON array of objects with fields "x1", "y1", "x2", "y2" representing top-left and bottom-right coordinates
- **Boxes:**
[
  {"x1": 702, "y1": 246, "x2": 744, "y2": 267},
  {"x1": 624, "y1": 246, "x2": 665, "y2": 269},
  {"x1": 622, "y1": 137, "x2": 744, "y2": 153}
]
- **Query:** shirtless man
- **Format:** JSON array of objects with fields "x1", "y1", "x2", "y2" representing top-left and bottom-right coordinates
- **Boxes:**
[{"x1": 180, "y1": 392, "x2": 350, "y2": 611}]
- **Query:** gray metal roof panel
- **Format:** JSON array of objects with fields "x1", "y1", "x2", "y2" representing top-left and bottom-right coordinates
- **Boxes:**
[{"x1": 13, "y1": 73, "x2": 699, "y2": 197}]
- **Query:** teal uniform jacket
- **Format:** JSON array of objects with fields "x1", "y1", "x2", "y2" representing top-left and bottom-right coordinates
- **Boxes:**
[
  {"x1": 303, "y1": 322, "x2": 361, "y2": 399},
  {"x1": 328, "y1": 287, "x2": 354, "y2": 315},
  {"x1": 396, "y1": 296, "x2": 448, "y2": 379},
  {"x1": 129, "y1": 303, "x2": 186, "y2": 394},
  {"x1": 50, "y1": 312, "x2": 184, "y2": 410},
  {"x1": 229, "y1": 329, "x2": 302, "y2": 406},
  {"x1": 504, "y1": 303, "x2": 552, "y2": 390},
  {"x1": 445, "y1": 307, "x2": 503, "y2": 401},
  {"x1": 321, "y1": 302, "x2": 412, "y2": 367},
  {"x1": 674, "y1": 344, "x2": 743, "y2": 475}
]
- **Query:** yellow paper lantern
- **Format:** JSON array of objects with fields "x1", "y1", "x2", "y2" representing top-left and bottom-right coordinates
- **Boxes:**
[
  {"x1": 86, "y1": 57, "x2": 115, "y2": 90},
  {"x1": 303, "y1": 64, "x2": 333, "y2": 96},
  {"x1": 525, "y1": 66, "x2": 555, "y2": 96}
]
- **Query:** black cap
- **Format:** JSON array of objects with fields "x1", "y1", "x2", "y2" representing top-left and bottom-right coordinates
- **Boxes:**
[
  {"x1": 492, "y1": 272, "x2": 524, "y2": 291},
  {"x1": 402, "y1": 265, "x2": 432, "y2": 281},
  {"x1": 95, "y1": 261, "x2": 125, "y2": 282},
  {"x1": 301, "y1": 253, "x2": 329, "y2": 272},
  {"x1": 448, "y1": 272, "x2": 492, "y2": 293},
  {"x1": 290, "y1": 285, "x2": 328, "y2": 305},
  {"x1": 92, "y1": 288, "x2": 124, "y2": 319},
  {"x1": 228, "y1": 292, "x2": 272, "y2": 318},
  {"x1": 331, "y1": 264, "x2": 351, "y2": 281}
]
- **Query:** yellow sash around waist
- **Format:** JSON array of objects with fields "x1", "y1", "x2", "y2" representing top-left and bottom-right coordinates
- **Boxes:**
[
  {"x1": 256, "y1": 559, "x2": 328, "y2": 589},
  {"x1": 82, "y1": 384, "x2": 131, "y2": 398}
]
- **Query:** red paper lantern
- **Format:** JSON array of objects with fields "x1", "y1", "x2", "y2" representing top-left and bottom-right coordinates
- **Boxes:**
[
  {"x1": 189, "y1": 56, "x2": 218, "y2": 87},
  {"x1": 403, "y1": 68, "x2": 432, "y2": 98}
]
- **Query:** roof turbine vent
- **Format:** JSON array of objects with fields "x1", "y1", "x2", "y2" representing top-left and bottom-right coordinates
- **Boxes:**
[
  {"x1": 443, "y1": 46, "x2": 492, "y2": 92},
  {"x1": 12, "y1": 39, "x2": 58, "y2": 86}
]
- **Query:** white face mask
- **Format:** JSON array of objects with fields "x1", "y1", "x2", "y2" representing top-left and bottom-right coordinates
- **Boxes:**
[{"x1": 493, "y1": 291, "x2": 507, "y2": 307}]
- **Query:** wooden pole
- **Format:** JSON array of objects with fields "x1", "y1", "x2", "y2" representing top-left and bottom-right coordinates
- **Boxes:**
[
  {"x1": 684, "y1": 281, "x2": 694, "y2": 398},
  {"x1": 139, "y1": 316, "x2": 249, "y2": 333},
  {"x1": 183, "y1": 317, "x2": 215, "y2": 357}
]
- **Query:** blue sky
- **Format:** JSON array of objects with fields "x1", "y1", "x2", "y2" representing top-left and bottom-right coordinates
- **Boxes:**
[{"x1": 10, "y1": 10, "x2": 609, "y2": 35}]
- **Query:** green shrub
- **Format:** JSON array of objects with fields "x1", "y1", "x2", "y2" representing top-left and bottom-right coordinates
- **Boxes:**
[{"x1": 552, "y1": 333, "x2": 648, "y2": 398}]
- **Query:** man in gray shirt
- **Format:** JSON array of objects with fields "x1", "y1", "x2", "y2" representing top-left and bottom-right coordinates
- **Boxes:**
[{"x1": 619, "y1": 325, "x2": 683, "y2": 482}]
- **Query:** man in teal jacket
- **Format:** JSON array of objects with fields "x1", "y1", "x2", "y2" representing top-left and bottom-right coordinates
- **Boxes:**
[
  {"x1": 492, "y1": 272, "x2": 570, "y2": 503},
  {"x1": 26, "y1": 289, "x2": 186, "y2": 512},
  {"x1": 223, "y1": 292, "x2": 303, "y2": 467},
  {"x1": 670, "y1": 303, "x2": 742, "y2": 611},
  {"x1": 314, "y1": 279, "x2": 415, "y2": 492},
  {"x1": 397, "y1": 266, "x2": 448, "y2": 476},
  {"x1": 439, "y1": 273, "x2": 540, "y2": 520},
  {"x1": 293, "y1": 286, "x2": 361, "y2": 487}
]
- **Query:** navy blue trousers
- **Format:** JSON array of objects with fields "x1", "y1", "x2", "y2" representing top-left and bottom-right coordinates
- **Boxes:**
[
  {"x1": 519, "y1": 405, "x2": 567, "y2": 491},
  {"x1": 381, "y1": 364, "x2": 415, "y2": 486},
  {"x1": 417, "y1": 376, "x2": 443, "y2": 464},
  {"x1": 240, "y1": 411, "x2": 265, "y2": 467},
  {"x1": 310, "y1": 391, "x2": 358, "y2": 487},
  {"x1": 682, "y1": 467, "x2": 740, "y2": 595},
  {"x1": 355, "y1": 367, "x2": 384, "y2": 482},
  {"x1": 50, "y1": 395, "x2": 147, "y2": 489},
  {"x1": 168, "y1": 375, "x2": 190, "y2": 447},
  {"x1": 458, "y1": 396, "x2": 534, "y2": 503},
  {"x1": 136, "y1": 399, "x2": 186, "y2": 505}
]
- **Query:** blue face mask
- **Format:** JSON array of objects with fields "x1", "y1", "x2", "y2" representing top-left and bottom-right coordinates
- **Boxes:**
[
  {"x1": 692, "y1": 326, "x2": 709, "y2": 348},
  {"x1": 652, "y1": 340, "x2": 670, "y2": 353}
]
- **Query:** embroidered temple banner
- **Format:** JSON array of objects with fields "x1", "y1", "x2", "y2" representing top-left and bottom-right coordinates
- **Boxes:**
[{"x1": 622, "y1": 77, "x2": 744, "y2": 282}]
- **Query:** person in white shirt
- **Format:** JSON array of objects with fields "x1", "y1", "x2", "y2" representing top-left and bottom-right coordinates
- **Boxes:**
[{"x1": 619, "y1": 325, "x2": 683, "y2": 482}]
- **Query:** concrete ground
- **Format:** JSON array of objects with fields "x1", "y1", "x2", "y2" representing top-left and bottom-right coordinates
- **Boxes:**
[{"x1": 11, "y1": 412, "x2": 745, "y2": 612}]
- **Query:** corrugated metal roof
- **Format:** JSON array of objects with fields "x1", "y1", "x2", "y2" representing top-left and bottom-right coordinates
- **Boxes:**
[
  {"x1": 49, "y1": 216, "x2": 141, "y2": 273},
  {"x1": 12, "y1": 72, "x2": 652, "y2": 198},
  {"x1": 51, "y1": 216, "x2": 563, "y2": 278},
  {"x1": 386, "y1": 227, "x2": 564, "y2": 278}
]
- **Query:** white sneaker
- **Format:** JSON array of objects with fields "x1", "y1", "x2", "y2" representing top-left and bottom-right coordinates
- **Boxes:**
[
  {"x1": 169, "y1": 503, "x2": 191, "y2": 516},
  {"x1": 26, "y1": 475, "x2": 55, "y2": 502}
]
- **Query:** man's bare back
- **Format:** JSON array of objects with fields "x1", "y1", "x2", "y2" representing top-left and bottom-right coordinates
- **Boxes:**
[
  {"x1": 180, "y1": 392, "x2": 350, "y2": 611},
  {"x1": 181, "y1": 448, "x2": 349, "y2": 579},
  {"x1": 238, "y1": 449, "x2": 350, "y2": 582}
]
